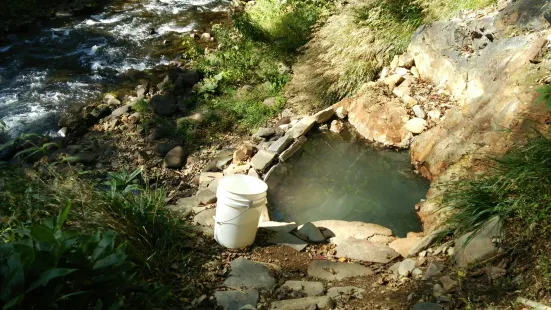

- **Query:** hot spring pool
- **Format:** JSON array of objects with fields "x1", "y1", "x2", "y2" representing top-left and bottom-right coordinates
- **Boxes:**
[{"x1": 266, "y1": 128, "x2": 430, "y2": 237}]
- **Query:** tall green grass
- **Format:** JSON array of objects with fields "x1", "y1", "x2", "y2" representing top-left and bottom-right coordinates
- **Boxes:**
[
  {"x1": 286, "y1": 0, "x2": 497, "y2": 108},
  {"x1": 443, "y1": 133, "x2": 551, "y2": 239}
]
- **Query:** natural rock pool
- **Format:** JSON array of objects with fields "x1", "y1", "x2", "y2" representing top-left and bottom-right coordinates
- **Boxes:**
[{"x1": 266, "y1": 128, "x2": 430, "y2": 237}]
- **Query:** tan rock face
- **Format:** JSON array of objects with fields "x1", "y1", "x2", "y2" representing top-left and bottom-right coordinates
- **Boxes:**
[
  {"x1": 408, "y1": 9, "x2": 549, "y2": 180},
  {"x1": 338, "y1": 88, "x2": 412, "y2": 148},
  {"x1": 389, "y1": 236, "x2": 423, "y2": 258}
]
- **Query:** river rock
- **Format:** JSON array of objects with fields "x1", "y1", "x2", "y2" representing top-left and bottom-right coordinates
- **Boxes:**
[
  {"x1": 389, "y1": 236, "x2": 423, "y2": 257},
  {"x1": 267, "y1": 232, "x2": 308, "y2": 251},
  {"x1": 296, "y1": 222, "x2": 325, "y2": 243},
  {"x1": 329, "y1": 120, "x2": 344, "y2": 133},
  {"x1": 251, "y1": 149, "x2": 276, "y2": 172},
  {"x1": 224, "y1": 258, "x2": 276, "y2": 290},
  {"x1": 174, "y1": 71, "x2": 200, "y2": 91},
  {"x1": 163, "y1": 146, "x2": 186, "y2": 168},
  {"x1": 65, "y1": 152, "x2": 96, "y2": 164},
  {"x1": 289, "y1": 116, "x2": 315, "y2": 138},
  {"x1": 154, "y1": 143, "x2": 179, "y2": 157},
  {"x1": 398, "y1": 258, "x2": 417, "y2": 277},
  {"x1": 428, "y1": 110, "x2": 441, "y2": 120},
  {"x1": 196, "y1": 189, "x2": 217, "y2": 205},
  {"x1": 193, "y1": 208, "x2": 215, "y2": 227},
  {"x1": 234, "y1": 143, "x2": 255, "y2": 162},
  {"x1": 405, "y1": 118, "x2": 427, "y2": 134},
  {"x1": 148, "y1": 94, "x2": 177, "y2": 116},
  {"x1": 279, "y1": 136, "x2": 307, "y2": 162},
  {"x1": 307, "y1": 261, "x2": 373, "y2": 281},
  {"x1": 423, "y1": 262, "x2": 444, "y2": 280},
  {"x1": 439, "y1": 275, "x2": 457, "y2": 291},
  {"x1": 326, "y1": 286, "x2": 365, "y2": 300},
  {"x1": 128, "y1": 112, "x2": 141, "y2": 124},
  {"x1": 311, "y1": 220, "x2": 394, "y2": 243},
  {"x1": 335, "y1": 238, "x2": 399, "y2": 263},
  {"x1": 281, "y1": 281, "x2": 324, "y2": 297},
  {"x1": 383, "y1": 74, "x2": 405, "y2": 89},
  {"x1": 408, "y1": 230, "x2": 443, "y2": 257},
  {"x1": 256, "y1": 127, "x2": 276, "y2": 138},
  {"x1": 313, "y1": 107, "x2": 335, "y2": 123},
  {"x1": 270, "y1": 296, "x2": 335, "y2": 310},
  {"x1": 268, "y1": 134, "x2": 294, "y2": 154},
  {"x1": 412, "y1": 105, "x2": 426, "y2": 119},
  {"x1": 454, "y1": 217, "x2": 502, "y2": 267},
  {"x1": 214, "y1": 289, "x2": 259, "y2": 310},
  {"x1": 109, "y1": 105, "x2": 130, "y2": 118},
  {"x1": 335, "y1": 106, "x2": 348, "y2": 119},
  {"x1": 199, "y1": 172, "x2": 223, "y2": 189}
]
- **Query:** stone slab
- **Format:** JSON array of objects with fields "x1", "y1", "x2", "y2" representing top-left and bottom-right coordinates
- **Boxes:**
[
  {"x1": 268, "y1": 134, "x2": 294, "y2": 154},
  {"x1": 281, "y1": 280, "x2": 324, "y2": 297},
  {"x1": 334, "y1": 237, "x2": 400, "y2": 263},
  {"x1": 224, "y1": 258, "x2": 276, "y2": 290},
  {"x1": 326, "y1": 286, "x2": 366, "y2": 300},
  {"x1": 193, "y1": 208, "x2": 216, "y2": 227},
  {"x1": 454, "y1": 217, "x2": 502, "y2": 267},
  {"x1": 289, "y1": 116, "x2": 316, "y2": 139},
  {"x1": 214, "y1": 289, "x2": 259, "y2": 310},
  {"x1": 251, "y1": 149, "x2": 276, "y2": 172},
  {"x1": 389, "y1": 236, "x2": 423, "y2": 258},
  {"x1": 267, "y1": 232, "x2": 308, "y2": 251},
  {"x1": 312, "y1": 220, "x2": 394, "y2": 242},
  {"x1": 279, "y1": 136, "x2": 307, "y2": 162},
  {"x1": 270, "y1": 296, "x2": 335, "y2": 310},
  {"x1": 307, "y1": 261, "x2": 373, "y2": 281}
]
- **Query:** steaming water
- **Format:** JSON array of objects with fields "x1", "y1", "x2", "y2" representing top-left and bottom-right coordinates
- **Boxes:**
[
  {"x1": 267, "y1": 130, "x2": 430, "y2": 237},
  {"x1": 0, "y1": 0, "x2": 228, "y2": 136}
]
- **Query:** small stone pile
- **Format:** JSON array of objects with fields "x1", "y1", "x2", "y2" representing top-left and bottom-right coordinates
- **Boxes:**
[{"x1": 379, "y1": 53, "x2": 456, "y2": 135}]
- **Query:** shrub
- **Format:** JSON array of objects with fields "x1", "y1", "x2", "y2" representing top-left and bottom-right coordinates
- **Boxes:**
[
  {"x1": 131, "y1": 98, "x2": 149, "y2": 113},
  {"x1": 0, "y1": 203, "x2": 166, "y2": 309},
  {"x1": 442, "y1": 132, "x2": 551, "y2": 240}
]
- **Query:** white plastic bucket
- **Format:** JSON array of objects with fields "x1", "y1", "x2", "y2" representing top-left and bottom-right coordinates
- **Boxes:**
[{"x1": 214, "y1": 175, "x2": 268, "y2": 248}]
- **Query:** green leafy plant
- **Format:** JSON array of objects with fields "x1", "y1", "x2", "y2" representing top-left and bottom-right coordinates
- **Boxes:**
[
  {"x1": 443, "y1": 132, "x2": 551, "y2": 241},
  {"x1": 537, "y1": 84, "x2": 551, "y2": 109},
  {"x1": 0, "y1": 202, "x2": 166, "y2": 309},
  {"x1": 103, "y1": 167, "x2": 143, "y2": 194},
  {"x1": 131, "y1": 99, "x2": 149, "y2": 113}
]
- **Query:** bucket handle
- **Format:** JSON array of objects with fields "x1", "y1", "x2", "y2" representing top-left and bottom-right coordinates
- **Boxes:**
[{"x1": 215, "y1": 204, "x2": 252, "y2": 225}]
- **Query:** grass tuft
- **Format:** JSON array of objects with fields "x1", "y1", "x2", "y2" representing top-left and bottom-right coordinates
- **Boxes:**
[
  {"x1": 443, "y1": 132, "x2": 551, "y2": 240},
  {"x1": 286, "y1": 0, "x2": 497, "y2": 109}
]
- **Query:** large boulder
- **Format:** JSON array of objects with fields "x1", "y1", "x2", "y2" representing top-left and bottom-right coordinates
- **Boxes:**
[
  {"x1": 334, "y1": 88, "x2": 412, "y2": 148},
  {"x1": 409, "y1": 0, "x2": 551, "y2": 180},
  {"x1": 454, "y1": 217, "x2": 503, "y2": 267},
  {"x1": 148, "y1": 94, "x2": 178, "y2": 116}
]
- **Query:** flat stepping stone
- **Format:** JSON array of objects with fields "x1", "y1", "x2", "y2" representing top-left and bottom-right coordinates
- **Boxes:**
[
  {"x1": 214, "y1": 289, "x2": 259, "y2": 310},
  {"x1": 267, "y1": 232, "x2": 308, "y2": 252},
  {"x1": 251, "y1": 149, "x2": 276, "y2": 172},
  {"x1": 193, "y1": 209, "x2": 215, "y2": 227},
  {"x1": 334, "y1": 237, "x2": 400, "y2": 263},
  {"x1": 196, "y1": 189, "x2": 217, "y2": 205},
  {"x1": 413, "y1": 302, "x2": 443, "y2": 310},
  {"x1": 326, "y1": 286, "x2": 366, "y2": 300},
  {"x1": 307, "y1": 261, "x2": 373, "y2": 281},
  {"x1": 389, "y1": 236, "x2": 423, "y2": 257},
  {"x1": 281, "y1": 280, "x2": 324, "y2": 297},
  {"x1": 312, "y1": 220, "x2": 394, "y2": 243},
  {"x1": 270, "y1": 296, "x2": 335, "y2": 310},
  {"x1": 224, "y1": 258, "x2": 276, "y2": 290}
]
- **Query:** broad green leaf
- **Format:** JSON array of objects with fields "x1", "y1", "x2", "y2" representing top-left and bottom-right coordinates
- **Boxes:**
[
  {"x1": 91, "y1": 231, "x2": 116, "y2": 261},
  {"x1": 92, "y1": 251, "x2": 126, "y2": 270},
  {"x1": 55, "y1": 201, "x2": 71, "y2": 231},
  {"x1": 30, "y1": 225, "x2": 55, "y2": 244},
  {"x1": 128, "y1": 167, "x2": 142, "y2": 181},
  {"x1": 2, "y1": 253, "x2": 24, "y2": 301},
  {"x1": 26, "y1": 268, "x2": 77, "y2": 293},
  {"x1": 2, "y1": 295, "x2": 23, "y2": 309}
]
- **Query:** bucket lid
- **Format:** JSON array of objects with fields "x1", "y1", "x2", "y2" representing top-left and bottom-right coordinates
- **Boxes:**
[{"x1": 218, "y1": 174, "x2": 268, "y2": 196}]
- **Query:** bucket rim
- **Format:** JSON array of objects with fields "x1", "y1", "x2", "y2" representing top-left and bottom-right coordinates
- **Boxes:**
[{"x1": 218, "y1": 174, "x2": 268, "y2": 196}]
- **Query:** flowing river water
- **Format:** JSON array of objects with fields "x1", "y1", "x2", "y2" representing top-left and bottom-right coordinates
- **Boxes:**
[{"x1": 0, "y1": 0, "x2": 228, "y2": 136}]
